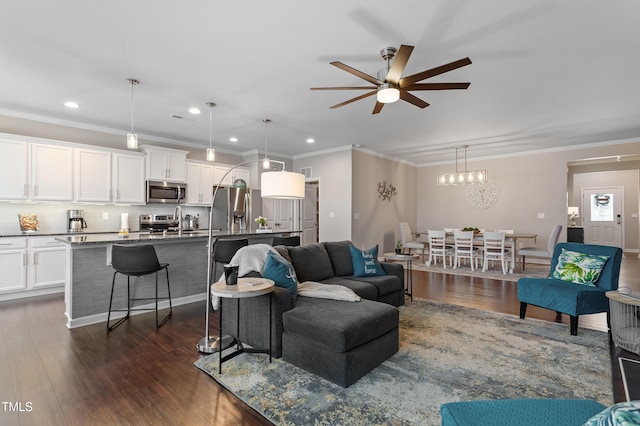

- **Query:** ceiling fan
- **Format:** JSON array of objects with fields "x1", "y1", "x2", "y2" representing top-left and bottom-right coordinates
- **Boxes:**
[{"x1": 310, "y1": 45, "x2": 472, "y2": 114}]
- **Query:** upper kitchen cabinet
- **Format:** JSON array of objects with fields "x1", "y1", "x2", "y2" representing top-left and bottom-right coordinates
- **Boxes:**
[
  {"x1": 112, "y1": 153, "x2": 146, "y2": 204},
  {"x1": 0, "y1": 139, "x2": 29, "y2": 200},
  {"x1": 141, "y1": 145, "x2": 188, "y2": 183},
  {"x1": 74, "y1": 148, "x2": 112, "y2": 203},
  {"x1": 232, "y1": 168, "x2": 250, "y2": 186},
  {"x1": 186, "y1": 161, "x2": 215, "y2": 205},
  {"x1": 31, "y1": 143, "x2": 73, "y2": 201}
]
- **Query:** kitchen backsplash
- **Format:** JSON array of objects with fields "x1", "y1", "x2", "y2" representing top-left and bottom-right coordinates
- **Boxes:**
[{"x1": 0, "y1": 203, "x2": 209, "y2": 235}]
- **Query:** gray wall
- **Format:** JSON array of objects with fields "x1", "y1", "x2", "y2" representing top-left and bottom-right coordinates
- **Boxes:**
[{"x1": 417, "y1": 139, "x2": 640, "y2": 253}]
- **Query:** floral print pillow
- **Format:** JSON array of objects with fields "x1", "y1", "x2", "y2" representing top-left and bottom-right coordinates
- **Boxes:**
[
  {"x1": 552, "y1": 248, "x2": 610, "y2": 286},
  {"x1": 583, "y1": 401, "x2": 640, "y2": 425}
]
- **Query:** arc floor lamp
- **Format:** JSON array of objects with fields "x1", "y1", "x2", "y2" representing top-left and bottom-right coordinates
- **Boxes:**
[{"x1": 196, "y1": 160, "x2": 305, "y2": 353}]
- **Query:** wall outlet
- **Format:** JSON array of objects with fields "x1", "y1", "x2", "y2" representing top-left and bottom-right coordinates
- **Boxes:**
[
  {"x1": 633, "y1": 213, "x2": 638, "y2": 218},
  {"x1": 537, "y1": 212, "x2": 545, "y2": 219},
  {"x1": 102, "y1": 212, "x2": 109, "y2": 220},
  {"x1": 354, "y1": 212, "x2": 360, "y2": 220},
  {"x1": 329, "y1": 211, "x2": 335, "y2": 218}
]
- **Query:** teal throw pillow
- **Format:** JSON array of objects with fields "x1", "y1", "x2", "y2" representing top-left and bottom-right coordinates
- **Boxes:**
[
  {"x1": 552, "y1": 248, "x2": 610, "y2": 286},
  {"x1": 349, "y1": 245, "x2": 385, "y2": 277},
  {"x1": 583, "y1": 401, "x2": 640, "y2": 425},
  {"x1": 262, "y1": 251, "x2": 298, "y2": 301}
]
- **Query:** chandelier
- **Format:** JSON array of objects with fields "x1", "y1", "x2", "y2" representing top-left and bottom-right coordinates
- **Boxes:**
[{"x1": 436, "y1": 145, "x2": 488, "y2": 186}]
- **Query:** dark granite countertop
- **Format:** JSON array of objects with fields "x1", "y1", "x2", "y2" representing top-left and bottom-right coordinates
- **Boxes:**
[{"x1": 53, "y1": 229, "x2": 301, "y2": 246}]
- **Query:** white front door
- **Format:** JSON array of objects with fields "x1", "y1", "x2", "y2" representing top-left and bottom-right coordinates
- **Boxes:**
[{"x1": 581, "y1": 187, "x2": 623, "y2": 248}]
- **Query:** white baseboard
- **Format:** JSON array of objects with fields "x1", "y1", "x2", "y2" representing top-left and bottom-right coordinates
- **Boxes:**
[
  {"x1": 0, "y1": 286, "x2": 64, "y2": 302},
  {"x1": 65, "y1": 292, "x2": 206, "y2": 329}
]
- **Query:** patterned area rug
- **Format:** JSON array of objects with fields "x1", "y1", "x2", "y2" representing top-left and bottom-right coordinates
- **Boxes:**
[
  {"x1": 194, "y1": 299, "x2": 612, "y2": 425},
  {"x1": 384, "y1": 254, "x2": 551, "y2": 282}
]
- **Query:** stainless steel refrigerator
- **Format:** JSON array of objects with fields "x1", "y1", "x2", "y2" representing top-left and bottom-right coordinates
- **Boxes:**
[{"x1": 211, "y1": 186, "x2": 262, "y2": 233}]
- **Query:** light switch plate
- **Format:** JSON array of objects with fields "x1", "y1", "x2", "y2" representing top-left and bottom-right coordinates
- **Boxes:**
[
  {"x1": 537, "y1": 213, "x2": 545, "y2": 219},
  {"x1": 103, "y1": 212, "x2": 109, "y2": 220}
]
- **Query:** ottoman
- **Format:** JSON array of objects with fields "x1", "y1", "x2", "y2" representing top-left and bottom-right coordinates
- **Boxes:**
[{"x1": 282, "y1": 297, "x2": 399, "y2": 387}]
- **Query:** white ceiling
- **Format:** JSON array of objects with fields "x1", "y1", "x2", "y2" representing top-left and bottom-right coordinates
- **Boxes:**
[{"x1": 1, "y1": 1, "x2": 639, "y2": 165}]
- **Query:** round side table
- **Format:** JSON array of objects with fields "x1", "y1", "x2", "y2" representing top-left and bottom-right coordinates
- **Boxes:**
[
  {"x1": 211, "y1": 277, "x2": 275, "y2": 373},
  {"x1": 606, "y1": 290, "x2": 640, "y2": 356}
]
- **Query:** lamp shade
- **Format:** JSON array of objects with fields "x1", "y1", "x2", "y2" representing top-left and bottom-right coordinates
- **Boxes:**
[
  {"x1": 568, "y1": 206, "x2": 580, "y2": 215},
  {"x1": 260, "y1": 170, "x2": 305, "y2": 199}
]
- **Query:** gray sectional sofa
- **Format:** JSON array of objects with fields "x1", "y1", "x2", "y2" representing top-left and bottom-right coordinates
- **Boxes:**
[{"x1": 220, "y1": 240, "x2": 405, "y2": 387}]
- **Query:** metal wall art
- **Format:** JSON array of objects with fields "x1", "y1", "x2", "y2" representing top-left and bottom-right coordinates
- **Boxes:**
[{"x1": 377, "y1": 181, "x2": 397, "y2": 201}]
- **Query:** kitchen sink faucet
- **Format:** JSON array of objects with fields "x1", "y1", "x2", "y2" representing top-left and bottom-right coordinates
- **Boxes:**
[{"x1": 174, "y1": 204, "x2": 183, "y2": 236}]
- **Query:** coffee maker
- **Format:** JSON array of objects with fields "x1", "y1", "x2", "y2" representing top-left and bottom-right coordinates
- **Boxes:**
[{"x1": 67, "y1": 210, "x2": 87, "y2": 232}]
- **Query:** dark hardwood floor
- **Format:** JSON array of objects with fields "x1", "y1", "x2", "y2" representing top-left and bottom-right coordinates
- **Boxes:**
[{"x1": 1, "y1": 255, "x2": 639, "y2": 425}]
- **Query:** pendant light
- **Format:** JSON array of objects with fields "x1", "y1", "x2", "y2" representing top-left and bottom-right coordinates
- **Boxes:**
[
  {"x1": 206, "y1": 102, "x2": 216, "y2": 161},
  {"x1": 262, "y1": 118, "x2": 271, "y2": 170},
  {"x1": 126, "y1": 78, "x2": 139, "y2": 149},
  {"x1": 436, "y1": 145, "x2": 488, "y2": 186}
]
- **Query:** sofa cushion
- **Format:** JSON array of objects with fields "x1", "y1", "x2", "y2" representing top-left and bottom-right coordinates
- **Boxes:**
[
  {"x1": 287, "y1": 243, "x2": 334, "y2": 282},
  {"x1": 324, "y1": 240, "x2": 354, "y2": 276},
  {"x1": 262, "y1": 251, "x2": 298, "y2": 301},
  {"x1": 584, "y1": 400, "x2": 640, "y2": 426},
  {"x1": 283, "y1": 297, "x2": 398, "y2": 352},
  {"x1": 350, "y1": 273, "x2": 402, "y2": 297},
  {"x1": 349, "y1": 245, "x2": 385, "y2": 277},
  {"x1": 321, "y1": 276, "x2": 379, "y2": 300},
  {"x1": 273, "y1": 245, "x2": 292, "y2": 263}
]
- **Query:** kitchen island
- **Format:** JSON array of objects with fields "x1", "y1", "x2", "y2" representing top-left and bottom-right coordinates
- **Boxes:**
[{"x1": 57, "y1": 230, "x2": 300, "y2": 328}]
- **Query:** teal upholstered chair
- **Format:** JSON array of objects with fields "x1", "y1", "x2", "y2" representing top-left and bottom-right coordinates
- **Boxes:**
[
  {"x1": 518, "y1": 242, "x2": 623, "y2": 335},
  {"x1": 440, "y1": 399, "x2": 607, "y2": 426}
]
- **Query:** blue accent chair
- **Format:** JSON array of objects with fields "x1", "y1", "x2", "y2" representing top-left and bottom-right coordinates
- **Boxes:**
[
  {"x1": 518, "y1": 242, "x2": 623, "y2": 335},
  {"x1": 440, "y1": 399, "x2": 606, "y2": 426}
]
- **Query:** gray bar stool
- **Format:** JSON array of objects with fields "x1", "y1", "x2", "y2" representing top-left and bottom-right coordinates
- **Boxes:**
[{"x1": 107, "y1": 244, "x2": 172, "y2": 331}]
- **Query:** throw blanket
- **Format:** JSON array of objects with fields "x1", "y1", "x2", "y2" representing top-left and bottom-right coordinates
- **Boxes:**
[
  {"x1": 298, "y1": 281, "x2": 361, "y2": 302},
  {"x1": 211, "y1": 243, "x2": 277, "y2": 310}
]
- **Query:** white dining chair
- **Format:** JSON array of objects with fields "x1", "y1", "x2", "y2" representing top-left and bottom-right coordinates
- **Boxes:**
[
  {"x1": 453, "y1": 230, "x2": 479, "y2": 271},
  {"x1": 399, "y1": 222, "x2": 426, "y2": 261},
  {"x1": 427, "y1": 229, "x2": 453, "y2": 268},
  {"x1": 482, "y1": 231, "x2": 510, "y2": 274}
]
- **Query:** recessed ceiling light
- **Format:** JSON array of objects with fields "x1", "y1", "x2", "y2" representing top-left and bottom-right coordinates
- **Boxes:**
[
  {"x1": 188, "y1": 107, "x2": 201, "y2": 115},
  {"x1": 229, "y1": 137, "x2": 238, "y2": 142},
  {"x1": 64, "y1": 101, "x2": 79, "y2": 109},
  {"x1": 306, "y1": 138, "x2": 315, "y2": 144}
]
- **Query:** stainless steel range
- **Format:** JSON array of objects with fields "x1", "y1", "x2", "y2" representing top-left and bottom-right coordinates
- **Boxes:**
[{"x1": 139, "y1": 214, "x2": 179, "y2": 233}]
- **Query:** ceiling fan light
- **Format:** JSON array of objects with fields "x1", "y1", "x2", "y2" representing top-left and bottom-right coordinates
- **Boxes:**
[{"x1": 377, "y1": 84, "x2": 400, "y2": 103}]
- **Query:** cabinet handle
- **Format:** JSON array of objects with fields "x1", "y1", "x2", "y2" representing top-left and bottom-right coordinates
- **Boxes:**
[
  {"x1": 24, "y1": 184, "x2": 28, "y2": 197},
  {"x1": 33, "y1": 184, "x2": 38, "y2": 196},
  {"x1": 34, "y1": 252, "x2": 38, "y2": 265},
  {"x1": 23, "y1": 253, "x2": 27, "y2": 265}
]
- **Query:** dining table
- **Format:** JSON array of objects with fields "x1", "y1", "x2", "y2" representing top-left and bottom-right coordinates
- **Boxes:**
[{"x1": 417, "y1": 230, "x2": 538, "y2": 273}]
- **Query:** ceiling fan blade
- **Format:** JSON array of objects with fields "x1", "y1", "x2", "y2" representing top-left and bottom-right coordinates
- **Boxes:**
[
  {"x1": 331, "y1": 61, "x2": 381, "y2": 85},
  {"x1": 372, "y1": 102, "x2": 384, "y2": 115},
  {"x1": 399, "y1": 57, "x2": 472, "y2": 86},
  {"x1": 329, "y1": 90, "x2": 377, "y2": 109},
  {"x1": 310, "y1": 86, "x2": 377, "y2": 91},
  {"x1": 385, "y1": 45, "x2": 414, "y2": 84},
  {"x1": 400, "y1": 91, "x2": 430, "y2": 109},
  {"x1": 403, "y1": 82, "x2": 470, "y2": 91}
]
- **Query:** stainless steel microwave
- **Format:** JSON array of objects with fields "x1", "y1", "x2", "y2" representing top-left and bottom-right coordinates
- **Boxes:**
[{"x1": 146, "y1": 181, "x2": 186, "y2": 203}]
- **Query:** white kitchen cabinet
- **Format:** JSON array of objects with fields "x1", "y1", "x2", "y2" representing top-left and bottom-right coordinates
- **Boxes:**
[
  {"x1": 0, "y1": 238, "x2": 27, "y2": 293},
  {"x1": 74, "y1": 148, "x2": 112, "y2": 203},
  {"x1": 31, "y1": 143, "x2": 73, "y2": 201},
  {"x1": 186, "y1": 162, "x2": 215, "y2": 205},
  {"x1": 0, "y1": 139, "x2": 29, "y2": 200},
  {"x1": 113, "y1": 153, "x2": 146, "y2": 204},
  {"x1": 232, "y1": 168, "x2": 250, "y2": 186},
  {"x1": 142, "y1": 145, "x2": 188, "y2": 182},
  {"x1": 214, "y1": 165, "x2": 232, "y2": 186},
  {"x1": 28, "y1": 237, "x2": 67, "y2": 289}
]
